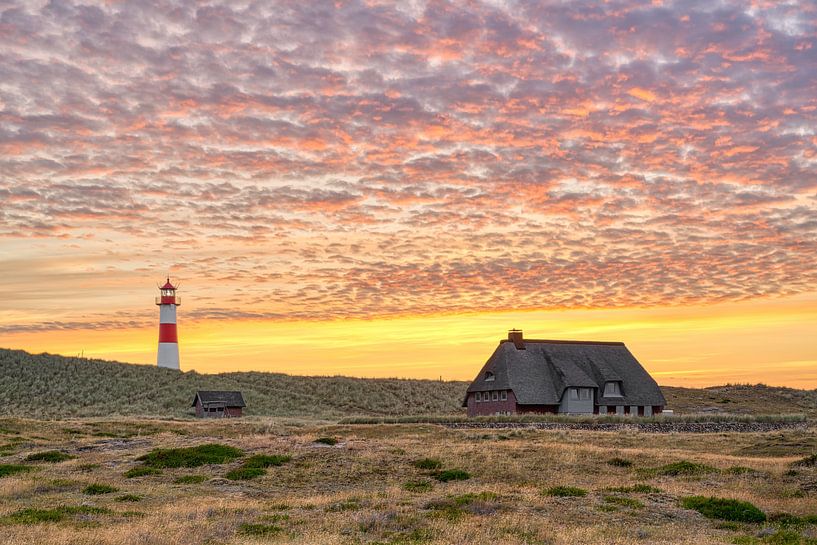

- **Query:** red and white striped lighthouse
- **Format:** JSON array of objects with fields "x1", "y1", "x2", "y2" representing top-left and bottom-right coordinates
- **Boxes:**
[{"x1": 156, "y1": 278, "x2": 181, "y2": 370}]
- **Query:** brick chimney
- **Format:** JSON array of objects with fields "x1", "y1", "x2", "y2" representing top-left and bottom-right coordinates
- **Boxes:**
[{"x1": 508, "y1": 329, "x2": 525, "y2": 350}]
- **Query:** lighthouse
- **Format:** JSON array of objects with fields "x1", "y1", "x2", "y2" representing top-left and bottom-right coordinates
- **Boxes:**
[{"x1": 156, "y1": 278, "x2": 181, "y2": 370}]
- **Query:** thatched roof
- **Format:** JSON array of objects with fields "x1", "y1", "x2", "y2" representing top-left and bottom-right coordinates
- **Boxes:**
[
  {"x1": 192, "y1": 391, "x2": 246, "y2": 408},
  {"x1": 464, "y1": 337, "x2": 665, "y2": 407}
]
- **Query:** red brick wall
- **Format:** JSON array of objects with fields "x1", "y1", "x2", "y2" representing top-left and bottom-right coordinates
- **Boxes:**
[
  {"x1": 516, "y1": 404, "x2": 559, "y2": 414},
  {"x1": 467, "y1": 389, "x2": 517, "y2": 416}
]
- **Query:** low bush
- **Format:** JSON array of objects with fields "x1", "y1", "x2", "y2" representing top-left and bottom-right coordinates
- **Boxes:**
[
  {"x1": 239, "y1": 523, "x2": 283, "y2": 536},
  {"x1": 313, "y1": 437, "x2": 338, "y2": 446},
  {"x1": 404, "y1": 480, "x2": 434, "y2": 493},
  {"x1": 607, "y1": 457, "x2": 633, "y2": 467},
  {"x1": 125, "y1": 466, "x2": 162, "y2": 478},
  {"x1": 426, "y1": 492, "x2": 499, "y2": 521},
  {"x1": 244, "y1": 454, "x2": 291, "y2": 468},
  {"x1": 225, "y1": 466, "x2": 266, "y2": 481},
  {"x1": 83, "y1": 483, "x2": 119, "y2": 495},
  {"x1": 680, "y1": 496, "x2": 766, "y2": 523},
  {"x1": 3, "y1": 505, "x2": 110, "y2": 525},
  {"x1": 0, "y1": 464, "x2": 32, "y2": 478},
  {"x1": 174, "y1": 475, "x2": 207, "y2": 484},
  {"x1": 545, "y1": 486, "x2": 587, "y2": 497},
  {"x1": 136, "y1": 444, "x2": 243, "y2": 468},
  {"x1": 727, "y1": 466, "x2": 759, "y2": 475},
  {"x1": 115, "y1": 494, "x2": 143, "y2": 502},
  {"x1": 606, "y1": 484, "x2": 661, "y2": 494},
  {"x1": 655, "y1": 461, "x2": 717, "y2": 477},
  {"x1": 792, "y1": 454, "x2": 817, "y2": 467},
  {"x1": 414, "y1": 458, "x2": 443, "y2": 471},
  {"x1": 24, "y1": 450, "x2": 74, "y2": 463},
  {"x1": 603, "y1": 495, "x2": 644, "y2": 509},
  {"x1": 434, "y1": 469, "x2": 470, "y2": 482}
]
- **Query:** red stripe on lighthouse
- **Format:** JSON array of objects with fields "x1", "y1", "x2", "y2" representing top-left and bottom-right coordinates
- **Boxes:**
[{"x1": 159, "y1": 323, "x2": 178, "y2": 343}]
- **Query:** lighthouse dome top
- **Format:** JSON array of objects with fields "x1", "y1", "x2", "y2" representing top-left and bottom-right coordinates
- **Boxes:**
[{"x1": 160, "y1": 278, "x2": 177, "y2": 290}]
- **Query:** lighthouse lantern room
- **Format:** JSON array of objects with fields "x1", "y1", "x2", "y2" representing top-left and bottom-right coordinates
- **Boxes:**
[{"x1": 156, "y1": 278, "x2": 181, "y2": 370}]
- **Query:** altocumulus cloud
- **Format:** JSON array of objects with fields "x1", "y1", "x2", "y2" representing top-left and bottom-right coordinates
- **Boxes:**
[{"x1": 0, "y1": 0, "x2": 816, "y2": 328}]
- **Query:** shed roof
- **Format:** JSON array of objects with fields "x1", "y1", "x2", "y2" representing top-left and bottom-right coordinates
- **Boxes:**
[
  {"x1": 464, "y1": 337, "x2": 665, "y2": 407},
  {"x1": 192, "y1": 391, "x2": 246, "y2": 408}
]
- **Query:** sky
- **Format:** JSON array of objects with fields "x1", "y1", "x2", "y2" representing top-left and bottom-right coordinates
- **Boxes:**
[{"x1": 1, "y1": 0, "x2": 816, "y2": 387}]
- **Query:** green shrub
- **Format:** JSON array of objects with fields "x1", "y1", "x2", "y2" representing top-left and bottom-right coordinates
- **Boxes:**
[
  {"x1": 434, "y1": 469, "x2": 470, "y2": 482},
  {"x1": 314, "y1": 437, "x2": 338, "y2": 445},
  {"x1": 0, "y1": 464, "x2": 32, "y2": 478},
  {"x1": 24, "y1": 450, "x2": 74, "y2": 463},
  {"x1": 83, "y1": 483, "x2": 119, "y2": 495},
  {"x1": 792, "y1": 454, "x2": 817, "y2": 467},
  {"x1": 226, "y1": 466, "x2": 266, "y2": 481},
  {"x1": 115, "y1": 494, "x2": 143, "y2": 502},
  {"x1": 125, "y1": 466, "x2": 162, "y2": 478},
  {"x1": 425, "y1": 492, "x2": 499, "y2": 521},
  {"x1": 136, "y1": 444, "x2": 243, "y2": 468},
  {"x1": 655, "y1": 461, "x2": 717, "y2": 476},
  {"x1": 325, "y1": 498, "x2": 363, "y2": 512},
  {"x1": 244, "y1": 454, "x2": 291, "y2": 468},
  {"x1": 4, "y1": 508, "x2": 65, "y2": 524},
  {"x1": 404, "y1": 480, "x2": 434, "y2": 493},
  {"x1": 545, "y1": 486, "x2": 587, "y2": 497},
  {"x1": 727, "y1": 466, "x2": 759, "y2": 475},
  {"x1": 607, "y1": 457, "x2": 633, "y2": 467},
  {"x1": 603, "y1": 495, "x2": 644, "y2": 509},
  {"x1": 681, "y1": 496, "x2": 766, "y2": 523},
  {"x1": 174, "y1": 475, "x2": 207, "y2": 484},
  {"x1": 3, "y1": 505, "x2": 110, "y2": 525},
  {"x1": 606, "y1": 484, "x2": 661, "y2": 494},
  {"x1": 239, "y1": 523, "x2": 283, "y2": 536},
  {"x1": 414, "y1": 458, "x2": 443, "y2": 471}
]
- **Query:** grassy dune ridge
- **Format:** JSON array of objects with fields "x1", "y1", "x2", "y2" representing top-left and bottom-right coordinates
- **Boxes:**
[{"x1": 1, "y1": 348, "x2": 815, "y2": 419}]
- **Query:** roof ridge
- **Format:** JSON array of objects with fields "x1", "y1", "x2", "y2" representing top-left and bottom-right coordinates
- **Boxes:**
[{"x1": 500, "y1": 339, "x2": 625, "y2": 346}]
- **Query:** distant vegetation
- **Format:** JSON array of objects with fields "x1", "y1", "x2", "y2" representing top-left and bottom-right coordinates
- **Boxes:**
[
  {"x1": 0, "y1": 348, "x2": 467, "y2": 418},
  {"x1": 1, "y1": 348, "x2": 815, "y2": 419}
]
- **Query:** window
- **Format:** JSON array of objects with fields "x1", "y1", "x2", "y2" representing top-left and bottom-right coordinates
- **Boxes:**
[
  {"x1": 500, "y1": 391, "x2": 507, "y2": 401},
  {"x1": 569, "y1": 388, "x2": 579, "y2": 400},
  {"x1": 485, "y1": 371, "x2": 495, "y2": 382},
  {"x1": 579, "y1": 388, "x2": 591, "y2": 400},
  {"x1": 603, "y1": 382, "x2": 623, "y2": 397},
  {"x1": 492, "y1": 391, "x2": 499, "y2": 401},
  {"x1": 475, "y1": 392, "x2": 482, "y2": 402}
]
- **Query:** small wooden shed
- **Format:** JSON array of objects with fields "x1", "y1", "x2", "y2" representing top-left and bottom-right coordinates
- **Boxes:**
[{"x1": 192, "y1": 391, "x2": 246, "y2": 418}]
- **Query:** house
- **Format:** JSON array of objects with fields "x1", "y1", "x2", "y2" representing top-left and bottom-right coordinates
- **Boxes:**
[
  {"x1": 463, "y1": 330, "x2": 665, "y2": 416},
  {"x1": 192, "y1": 391, "x2": 246, "y2": 418}
]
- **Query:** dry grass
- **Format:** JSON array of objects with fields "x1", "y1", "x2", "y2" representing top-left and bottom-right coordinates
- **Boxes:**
[{"x1": 0, "y1": 418, "x2": 815, "y2": 544}]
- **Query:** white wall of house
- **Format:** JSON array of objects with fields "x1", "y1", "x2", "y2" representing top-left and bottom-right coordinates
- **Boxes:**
[{"x1": 559, "y1": 387, "x2": 594, "y2": 414}]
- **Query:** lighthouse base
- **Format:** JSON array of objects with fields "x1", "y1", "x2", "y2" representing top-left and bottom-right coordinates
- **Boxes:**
[{"x1": 157, "y1": 343, "x2": 180, "y2": 370}]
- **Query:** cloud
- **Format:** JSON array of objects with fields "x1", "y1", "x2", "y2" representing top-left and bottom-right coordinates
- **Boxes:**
[{"x1": 0, "y1": 0, "x2": 816, "y2": 330}]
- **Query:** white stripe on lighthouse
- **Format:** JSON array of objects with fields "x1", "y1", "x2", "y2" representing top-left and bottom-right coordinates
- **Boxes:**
[{"x1": 157, "y1": 342, "x2": 180, "y2": 370}]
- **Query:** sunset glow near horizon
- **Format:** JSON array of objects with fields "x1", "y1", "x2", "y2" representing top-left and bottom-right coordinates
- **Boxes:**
[{"x1": 1, "y1": 1, "x2": 816, "y2": 387}]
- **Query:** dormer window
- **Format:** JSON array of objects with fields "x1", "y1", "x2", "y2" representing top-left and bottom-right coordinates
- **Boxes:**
[
  {"x1": 485, "y1": 371, "x2": 495, "y2": 382},
  {"x1": 604, "y1": 381, "x2": 623, "y2": 397}
]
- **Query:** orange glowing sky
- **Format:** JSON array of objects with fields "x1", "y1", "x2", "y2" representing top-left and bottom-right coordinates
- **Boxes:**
[{"x1": 1, "y1": 1, "x2": 816, "y2": 387}]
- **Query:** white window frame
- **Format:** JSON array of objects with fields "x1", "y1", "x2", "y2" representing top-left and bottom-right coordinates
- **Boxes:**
[
  {"x1": 579, "y1": 388, "x2": 591, "y2": 400},
  {"x1": 500, "y1": 391, "x2": 507, "y2": 401},
  {"x1": 604, "y1": 382, "x2": 623, "y2": 397},
  {"x1": 492, "y1": 391, "x2": 499, "y2": 401},
  {"x1": 569, "y1": 388, "x2": 579, "y2": 400}
]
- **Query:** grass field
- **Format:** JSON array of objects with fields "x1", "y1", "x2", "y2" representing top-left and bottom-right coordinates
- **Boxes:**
[{"x1": 1, "y1": 418, "x2": 816, "y2": 544}]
